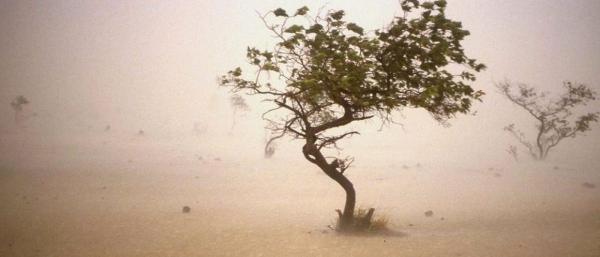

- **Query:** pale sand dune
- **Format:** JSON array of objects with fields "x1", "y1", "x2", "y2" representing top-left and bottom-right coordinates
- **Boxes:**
[{"x1": 1, "y1": 135, "x2": 599, "y2": 257}]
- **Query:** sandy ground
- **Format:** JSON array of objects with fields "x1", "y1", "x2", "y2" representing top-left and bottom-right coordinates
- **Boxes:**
[{"x1": 1, "y1": 133, "x2": 599, "y2": 257}]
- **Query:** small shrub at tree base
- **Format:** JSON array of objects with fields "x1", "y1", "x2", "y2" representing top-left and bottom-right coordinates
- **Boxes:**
[{"x1": 334, "y1": 207, "x2": 390, "y2": 233}]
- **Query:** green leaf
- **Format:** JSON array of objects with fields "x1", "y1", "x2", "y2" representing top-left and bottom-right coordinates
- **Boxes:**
[
  {"x1": 346, "y1": 23, "x2": 364, "y2": 35},
  {"x1": 295, "y1": 6, "x2": 309, "y2": 16},
  {"x1": 426, "y1": 13, "x2": 438, "y2": 23},
  {"x1": 474, "y1": 63, "x2": 486, "y2": 72},
  {"x1": 434, "y1": 0, "x2": 447, "y2": 8},
  {"x1": 330, "y1": 10, "x2": 345, "y2": 20},
  {"x1": 262, "y1": 51, "x2": 273, "y2": 60},
  {"x1": 306, "y1": 24, "x2": 323, "y2": 33},
  {"x1": 284, "y1": 25, "x2": 304, "y2": 33},
  {"x1": 262, "y1": 63, "x2": 279, "y2": 72},
  {"x1": 331, "y1": 21, "x2": 344, "y2": 27},
  {"x1": 421, "y1": 2, "x2": 434, "y2": 9},
  {"x1": 273, "y1": 8, "x2": 288, "y2": 17},
  {"x1": 231, "y1": 67, "x2": 242, "y2": 77}
]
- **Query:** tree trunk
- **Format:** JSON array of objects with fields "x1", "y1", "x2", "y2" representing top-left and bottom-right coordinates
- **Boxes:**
[
  {"x1": 337, "y1": 173, "x2": 356, "y2": 229},
  {"x1": 302, "y1": 139, "x2": 356, "y2": 230},
  {"x1": 325, "y1": 165, "x2": 356, "y2": 229}
]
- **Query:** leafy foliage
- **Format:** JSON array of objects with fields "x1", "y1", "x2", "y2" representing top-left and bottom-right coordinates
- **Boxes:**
[
  {"x1": 220, "y1": 1, "x2": 484, "y2": 148},
  {"x1": 498, "y1": 81, "x2": 598, "y2": 160}
]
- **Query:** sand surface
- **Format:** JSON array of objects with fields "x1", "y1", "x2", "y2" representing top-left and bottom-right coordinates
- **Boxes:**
[{"x1": 1, "y1": 133, "x2": 599, "y2": 257}]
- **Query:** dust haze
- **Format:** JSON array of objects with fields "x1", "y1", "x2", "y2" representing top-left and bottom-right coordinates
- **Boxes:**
[{"x1": 1, "y1": 1, "x2": 599, "y2": 256}]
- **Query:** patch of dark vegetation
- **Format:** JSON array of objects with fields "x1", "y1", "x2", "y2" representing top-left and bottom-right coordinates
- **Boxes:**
[
  {"x1": 581, "y1": 182, "x2": 595, "y2": 189},
  {"x1": 332, "y1": 207, "x2": 395, "y2": 235}
]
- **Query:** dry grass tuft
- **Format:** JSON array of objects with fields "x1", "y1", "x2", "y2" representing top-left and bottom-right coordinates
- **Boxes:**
[
  {"x1": 369, "y1": 215, "x2": 390, "y2": 231},
  {"x1": 334, "y1": 207, "x2": 391, "y2": 234}
]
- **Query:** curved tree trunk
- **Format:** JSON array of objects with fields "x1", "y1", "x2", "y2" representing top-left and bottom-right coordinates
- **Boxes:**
[{"x1": 302, "y1": 138, "x2": 356, "y2": 230}]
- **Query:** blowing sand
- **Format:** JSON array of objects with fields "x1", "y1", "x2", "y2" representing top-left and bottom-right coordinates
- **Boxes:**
[{"x1": 1, "y1": 133, "x2": 599, "y2": 257}]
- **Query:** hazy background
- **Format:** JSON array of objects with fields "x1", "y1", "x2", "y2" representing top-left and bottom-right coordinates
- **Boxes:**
[
  {"x1": 1, "y1": 0, "x2": 599, "y2": 168},
  {"x1": 1, "y1": 1, "x2": 600, "y2": 256}
]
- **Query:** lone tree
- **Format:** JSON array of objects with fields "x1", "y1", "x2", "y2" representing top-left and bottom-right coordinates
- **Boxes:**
[
  {"x1": 219, "y1": 0, "x2": 485, "y2": 231},
  {"x1": 10, "y1": 95, "x2": 29, "y2": 124},
  {"x1": 498, "y1": 81, "x2": 598, "y2": 161}
]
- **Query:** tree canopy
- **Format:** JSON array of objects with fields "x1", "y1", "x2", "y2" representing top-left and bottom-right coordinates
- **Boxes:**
[{"x1": 220, "y1": 1, "x2": 485, "y2": 148}]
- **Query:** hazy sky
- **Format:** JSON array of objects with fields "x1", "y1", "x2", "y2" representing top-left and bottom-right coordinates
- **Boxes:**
[{"x1": 1, "y1": 0, "x2": 599, "y2": 165}]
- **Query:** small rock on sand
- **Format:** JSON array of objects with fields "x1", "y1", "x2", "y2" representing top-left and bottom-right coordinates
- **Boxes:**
[
  {"x1": 424, "y1": 210, "x2": 434, "y2": 217},
  {"x1": 182, "y1": 206, "x2": 191, "y2": 213}
]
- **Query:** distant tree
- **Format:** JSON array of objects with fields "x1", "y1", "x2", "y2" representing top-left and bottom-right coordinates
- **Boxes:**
[
  {"x1": 506, "y1": 145, "x2": 519, "y2": 162},
  {"x1": 10, "y1": 95, "x2": 29, "y2": 123},
  {"x1": 497, "y1": 81, "x2": 598, "y2": 160},
  {"x1": 229, "y1": 94, "x2": 250, "y2": 132},
  {"x1": 219, "y1": 1, "x2": 485, "y2": 231}
]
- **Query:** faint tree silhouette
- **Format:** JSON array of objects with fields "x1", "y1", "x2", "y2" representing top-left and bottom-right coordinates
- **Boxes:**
[
  {"x1": 10, "y1": 95, "x2": 29, "y2": 124},
  {"x1": 229, "y1": 94, "x2": 250, "y2": 133},
  {"x1": 497, "y1": 81, "x2": 598, "y2": 160}
]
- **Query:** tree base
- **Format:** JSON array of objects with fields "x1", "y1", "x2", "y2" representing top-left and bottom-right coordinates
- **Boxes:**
[{"x1": 335, "y1": 208, "x2": 387, "y2": 233}]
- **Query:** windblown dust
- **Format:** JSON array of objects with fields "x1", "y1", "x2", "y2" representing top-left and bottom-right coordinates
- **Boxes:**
[{"x1": 1, "y1": 132, "x2": 599, "y2": 257}]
